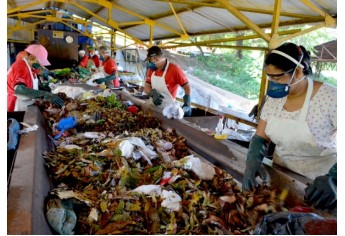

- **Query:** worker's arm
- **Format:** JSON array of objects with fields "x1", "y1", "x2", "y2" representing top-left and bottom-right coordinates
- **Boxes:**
[
  {"x1": 304, "y1": 163, "x2": 337, "y2": 210},
  {"x1": 182, "y1": 83, "x2": 192, "y2": 116},
  {"x1": 144, "y1": 82, "x2": 152, "y2": 95},
  {"x1": 242, "y1": 119, "x2": 270, "y2": 192},
  {"x1": 94, "y1": 74, "x2": 116, "y2": 84},
  {"x1": 15, "y1": 84, "x2": 64, "y2": 108}
]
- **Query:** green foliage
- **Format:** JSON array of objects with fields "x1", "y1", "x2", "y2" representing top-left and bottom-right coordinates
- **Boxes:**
[
  {"x1": 193, "y1": 52, "x2": 264, "y2": 100},
  {"x1": 188, "y1": 27, "x2": 336, "y2": 99},
  {"x1": 106, "y1": 94, "x2": 123, "y2": 108}
]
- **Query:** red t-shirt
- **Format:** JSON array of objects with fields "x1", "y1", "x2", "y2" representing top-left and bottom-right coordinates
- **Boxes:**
[
  {"x1": 91, "y1": 55, "x2": 101, "y2": 68},
  {"x1": 79, "y1": 55, "x2": 89, "y2": 68},
  {"x1": 145, "y1": 61, "x2": 188, "y2": 99},
  {"x1": 7, "y1": 60, "x2": 34, "y2": 111},
  {"x1": 103, "y1": 57, "x2": 117, "y2": 75}
]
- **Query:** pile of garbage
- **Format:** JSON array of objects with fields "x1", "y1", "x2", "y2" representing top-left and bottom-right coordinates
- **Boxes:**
[{"x1": 37, "y1": 92, "x2": 291, "y2": 235}]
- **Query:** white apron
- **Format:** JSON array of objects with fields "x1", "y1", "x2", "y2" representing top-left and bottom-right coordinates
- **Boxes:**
[
  {"x1": 14, "y1": 58, "x2": 39, "y2": 111},
  {"x1": 265, "y1": 77, "x2": 336, "y2": 179},
  {"x1": 150, "y1": 60, "x2": 174, "y2": 108}
]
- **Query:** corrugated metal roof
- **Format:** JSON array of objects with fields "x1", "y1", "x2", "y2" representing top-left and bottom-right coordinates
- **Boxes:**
[{"x1": 7, "y1": 0, "x2": 337, "y2": 44}]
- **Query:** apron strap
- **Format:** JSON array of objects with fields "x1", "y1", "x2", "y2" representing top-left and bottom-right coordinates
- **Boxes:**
[
  {"x1": 299, "y1": 77, "x2": 313, "y2": 121},
  {"x1": 162, "y1": 60, "x2": 169, "y2": 77},
  {"x1": 22, "y1": 57, "x2": 39, "y2": 90}
]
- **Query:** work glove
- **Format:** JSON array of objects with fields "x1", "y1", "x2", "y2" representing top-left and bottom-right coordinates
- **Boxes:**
[
  {"x1": 44, "y1": 94, "x2": 65, "y2": 108},
  {"x1": 15, "y1": 84, "x2": 64, "y2": 108},
  {"x1": 242, "y1": 134, "x2": 269, "y2": 192},
  {"x1": 149, "y1": 89, "x2": 164, "y2": 106},
  {"x1": 94, "y1": 78, "x2": 106, "y2": 84},
  {"x1": 182, "y1": 94, "x2": 192, "y2": 117},
  {"x1": 94, "y1": 74, "x2": 115, "y2": 84},
  {"x1": 33, "y1": 63, "x2": 50, "y2": 80},
  {"x1": 304, "y1": 163, "x2": 337, "y2": 210}
]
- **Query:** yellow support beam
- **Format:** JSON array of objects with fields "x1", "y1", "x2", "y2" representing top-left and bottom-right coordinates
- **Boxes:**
[
  {"x1": 258, "y1": 51, "x2": 269, "y2": 114},
  {"x1": 300, "y1": 0, "x2": 328, "y2": 17},
  {"x1": 271, "y1": 0, "x2": 282, "y2": 35},
  {"x1": 165, "y1": 29, "x2": 300, "y2": 49},
  {"x1": 278, "y1": 22, "x2": 326, "y2": 43},
  {"x1": 118, "y1": 21, "x2": 145, "y2": 27},
  {"x1": 156, "y1": 0, "x2": 323, "y2": 20},
  {"x1": 216, "y1": 0, "x2": 270, "y2": 42},
  {"x1": 70, "y1": 2, "x2": 145, "y2": 46},
  {"x1": 169, "y1": 2, "x2": 188, "y2": 37},
  {"x1": 7, "y1": 0, "x2": 49, "y2": 14}
]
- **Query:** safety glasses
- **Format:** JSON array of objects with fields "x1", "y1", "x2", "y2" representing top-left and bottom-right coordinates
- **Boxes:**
[{"x1": 266, "y1": 68, "x2": 294, "y2": 81}]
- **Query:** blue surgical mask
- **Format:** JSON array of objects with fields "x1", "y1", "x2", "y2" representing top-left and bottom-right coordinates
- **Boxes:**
[
  {"x1": 267, "y1": 81, "x2": 290, "y2": 98},
  {"x1": 99, "y1": 55, "x2": 104, "y2": 61},
  {"x1": 148, "y1": 62, "x2": 157, "y2": 70},
  {"x1": 266, "y1": 50, "x2": 305, "y2": 98},
  {"x1": 267, "y1": 71, "x2": 306, "y2": 98}
]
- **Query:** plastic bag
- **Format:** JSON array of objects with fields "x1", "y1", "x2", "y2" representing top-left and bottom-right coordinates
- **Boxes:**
[
  {"x1": 163, "y1": 102, "x2": 184, "y2": 119},
  {"x1": 173, "y1": 155, "x2": 215, "y2": 180},
  {"x1": 254, "y1": 211, "x2": 337, "y2": 235},
  {"x1": 7, "y1": 118, "x2": 20, "y2": 150}
]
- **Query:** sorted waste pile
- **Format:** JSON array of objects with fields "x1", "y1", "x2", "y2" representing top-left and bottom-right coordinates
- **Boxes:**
[{"x1": 36, "y1": 92, "x2": 289, "y2": 235}]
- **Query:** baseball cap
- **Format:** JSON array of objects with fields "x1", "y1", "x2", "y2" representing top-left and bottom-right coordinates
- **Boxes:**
[
  {"x1": 25, "y1": 44, "x2": 51, "y2": 66},
  {"x1": 145, "y1": 46, "x2": 163, "y2": 61}
]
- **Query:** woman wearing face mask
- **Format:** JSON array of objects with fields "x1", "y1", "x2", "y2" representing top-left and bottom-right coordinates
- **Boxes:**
[
  {"x1": 143, "y1": 46, "x2": 192, "y2": 116},
  {"x1": 7, "y1": 44, "x2": 64, "y2": 111},
  {"x1": 242, "y1": 43, "x2": 337, "y2": 210}
]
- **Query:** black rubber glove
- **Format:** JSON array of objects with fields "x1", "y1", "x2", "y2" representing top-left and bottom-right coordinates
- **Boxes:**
[
  {"x1": 182, "y1": 94, "x2": 192, "y2": 117},
  {"x1": 44, "y1": 94, "x2": 65, "y2": 107},
  {"x1": 242, "y1": 134, "x2": 269, "y2": 192},
  {"x1": 149, "y1": 89, "x2": 164, "y2": 106},
  {"x1": 94, "y1": 78, "x2": 106, "y2": 84},
  {"x1": 304, "y1": 163, "x2": 337, "y2": 210},
  {"x1": 15, "y1": 84, "x2": 64, "y2": 108}
]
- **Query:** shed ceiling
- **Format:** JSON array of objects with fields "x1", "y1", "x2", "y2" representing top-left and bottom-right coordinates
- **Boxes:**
[{"x1": 7, "y1": 0, "x2": 337, "y2": 49}]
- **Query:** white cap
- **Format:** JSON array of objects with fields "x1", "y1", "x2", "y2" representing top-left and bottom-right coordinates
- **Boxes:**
[{"x1": 78, "y1": 50, "x2": 86, "y2": 56}]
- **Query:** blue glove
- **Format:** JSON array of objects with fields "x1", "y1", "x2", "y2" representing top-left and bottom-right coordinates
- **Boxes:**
[
  {"x1": 54, "y1": 117, "x2": 78, "y2": 140},
  {"x1": 149, "y1": 89, "x2": 164, "y2": 106},
  {"x1": 182, "y1": 94, "x2": 192, "y2": 117},
  {"x1": 242, "y1": 135, "x2": 269, "y2": 192},
  {"x1": 304, "y1": 164, "x2": 337, "y2": 210}
]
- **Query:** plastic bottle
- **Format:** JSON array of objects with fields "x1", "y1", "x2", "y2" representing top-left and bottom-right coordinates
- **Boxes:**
[{"x1": 215, "y1": 115, "x2": 224, "y2": 135}]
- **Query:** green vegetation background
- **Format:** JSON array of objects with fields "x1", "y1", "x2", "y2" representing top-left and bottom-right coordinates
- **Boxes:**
[{"x1": 188, "y1": 27, "x2": 337, "y2": 101}]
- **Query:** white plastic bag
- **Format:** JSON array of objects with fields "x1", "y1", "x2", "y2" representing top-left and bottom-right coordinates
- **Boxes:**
[
  {"x1": 161, "y1": 190, "x2": 182, "y2": 212},
  {"x1": 173, "y1": 155, "x2": 216, "y2": 180},
  {"x1": 131, "y1": 185, "x2": 162, "y2": 197},
  {"x1": 163, "y1": 102, "x2": 184, "y2": 119}
]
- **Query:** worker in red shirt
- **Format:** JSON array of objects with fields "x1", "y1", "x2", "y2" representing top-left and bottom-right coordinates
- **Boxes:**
[
  {"x1": 7, "y1": 44, "x2": 64, "y2": 111},
  {"x1": 94, "y1": 46, "x2": 119, "y2": 88},
  {"x1": 78, "y1": 50, "x2": 89, "y2": 68},
  {"x1": 143, "y1": 46, "x2": 192, "y2": 116},
  {"x1": 87, "y1": 46, "x2": 101, "y2": 68}
]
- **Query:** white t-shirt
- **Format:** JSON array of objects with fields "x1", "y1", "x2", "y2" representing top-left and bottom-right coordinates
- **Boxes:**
[{"x1": 261, "y1": 82, "x2": 337, "y2": 152}]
